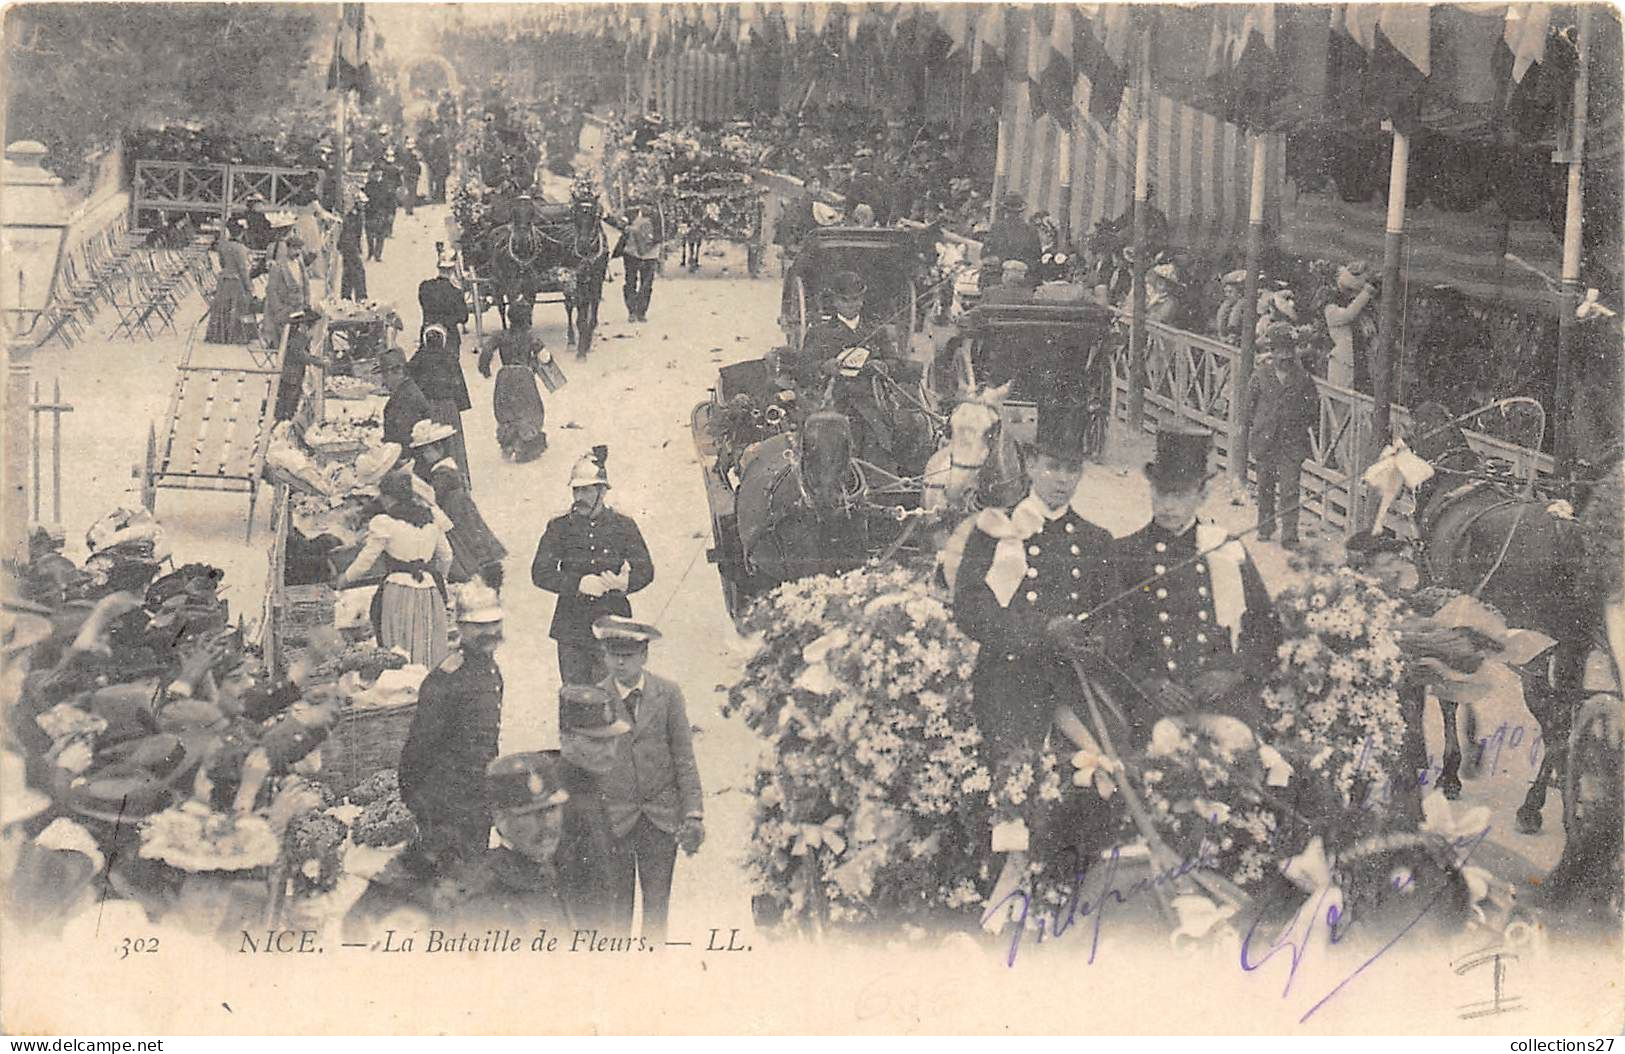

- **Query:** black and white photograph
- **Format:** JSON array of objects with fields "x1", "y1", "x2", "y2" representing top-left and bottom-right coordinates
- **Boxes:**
[{"x1": 1, "y1": 1, "x2": 1621, "y2": 1037}]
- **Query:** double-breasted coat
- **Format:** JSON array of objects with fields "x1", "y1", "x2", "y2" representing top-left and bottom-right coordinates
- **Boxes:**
[
  {"x1": 530, "y1": 507, "x2": 654, "y2": 644},
  {"x1": 397, "y1": 648, "x2": 504, "y2": 860}
]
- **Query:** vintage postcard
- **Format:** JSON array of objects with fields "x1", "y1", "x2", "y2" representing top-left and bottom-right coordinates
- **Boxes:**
[{"x1": 2, "y1": 1, "x2": 1621, "y2": 1036}]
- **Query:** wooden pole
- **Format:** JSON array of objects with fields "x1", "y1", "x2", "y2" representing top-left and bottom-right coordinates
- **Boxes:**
[
  {"x1": 1127, "y1": 28, "x2": 1152, "y2": 434},
  {"x1": 1232, "y1": 134, "x2": 1268, "y2": 481},
  {"x1": 31, "y1": 380, "x2": 40, "y2": 522},
  {"x1": 1371, "y1": 124, "x2": 1409, "y2": 474},
  {"x1": 1056, "y1": 129, "x2": 1073, "y2": 249},
  {"x1": 990, "y1": 114, "x2": 1008, "y2": 227},
  {"x1": 1555, "y1": 7, "x2": 1594, "y2": 470}
]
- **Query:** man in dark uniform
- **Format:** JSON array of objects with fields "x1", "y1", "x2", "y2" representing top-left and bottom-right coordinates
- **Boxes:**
[
  {"x1": 397, "y1": 582, "x2": 506, "y2": 872},
  {"x1": 1110, "y1": 426, "x2": 1281, "y2": 749},
  {"x1": 379, "y1": 347, "x2": 432, "y2": 449},
  {"x1": 399, "y1": 142, "x2": 422, "y2": 216},
  {"x1": 955, "y1": 399, "x2": 1118, "y2": 870},
  {"x1": 530, "y1": 447, "x2": 656, "y2": 686},
  {"x1": 344, "y1": 751, "x2": 573, "y2": 938},
  {"x1": 419, "y1": 247, "x2": 470, "y2": 356},
  {"x1": 556, "y1": 683, "x2": 629, "y2": 932},
  {"x1": 338, "y1": 193, "x2": 368, "y2": 302},
  {"x1": 983, "y1": 193, "x2": 1042, "y2": 275}
]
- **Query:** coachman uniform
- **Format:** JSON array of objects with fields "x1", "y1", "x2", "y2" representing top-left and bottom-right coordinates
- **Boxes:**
[
  {"x1": 1112, "y1": 427, "x2": 1280, "y2": 747},
  {"x1": 954, "y1": 402, "x2": 1117, "y2": 766}
]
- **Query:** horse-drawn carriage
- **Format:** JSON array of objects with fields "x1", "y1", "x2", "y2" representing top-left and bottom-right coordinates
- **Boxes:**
[
  {"x1": 949, "y1": 299, "x2": 1116, "y2": 456},
  {"x1": 780, "y1": 226, "x2": 931, "y2": 353},
  {"x1": 458, "y1": 186, "x2": 611, "y2": 355}
]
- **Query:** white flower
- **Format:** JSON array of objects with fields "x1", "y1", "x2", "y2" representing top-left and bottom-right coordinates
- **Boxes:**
[
  {"x1": 1170, "y1": 895, "x2": 1237, "y2": 945},
  {"x1": 793, "y1": 661, "x2": 839, "y2": 696},
  {"x1": 1147, "y1": 718, "x2": 1188, "y2": 758},
  {"x1": 1070, "y1": 747, "x2": 1119, "y2": 798},
  {"x1": 1257, "y1": 744, "x2": 1294, "y2": 787}
]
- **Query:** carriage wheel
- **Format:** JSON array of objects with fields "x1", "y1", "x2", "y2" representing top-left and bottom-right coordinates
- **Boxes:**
[{"x1": 786, "y1": 275, "x2": 808, "y2": 353}]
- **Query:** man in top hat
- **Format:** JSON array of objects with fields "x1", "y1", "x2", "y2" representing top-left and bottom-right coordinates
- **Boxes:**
[
  {"x1": 398, "y1": 580, "x2": 507, "y2": 872},
  {"x1": 380, "y1": 346, "x2": 433, "y2": 450},
  {"x1": 419, "y1": 247, "x2": 470, "y2": 356},
  {"x1": 346, "y1": 751, "x2": 573, "y2": 936},
  {"x1": 984, "y1": 192, "x2": 1042, "y2": 274},
  {"x1": 1246, "y1": 325, "x2": 1319, "y2": 549},
  {"x1": 555, "y1": 683, "x2": 631, "y2": 930},
  {"x1": 591, "y1": 615, "x2": 704, "y2": 942},
  {"x1": 955, "y1": 399, "x2": 1118, "y2": 779},
  {"x1": 792, "y1": 270, "x2": 912, "y2": 469},
  {"x1": 531, "y1": 447, "x2": 655, "y2": 686},
  {"x1": 1109, "y1": 426, "x2": 1280, "y2": 748}
]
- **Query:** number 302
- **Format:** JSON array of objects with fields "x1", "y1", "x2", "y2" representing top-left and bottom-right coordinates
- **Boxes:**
[{"x1": 117, "y1": 936, "x2": 159, "y2": 959}]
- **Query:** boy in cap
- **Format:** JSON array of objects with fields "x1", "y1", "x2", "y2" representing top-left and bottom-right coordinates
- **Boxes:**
[
  {"x1": 591, "y1": 615, "x2": 703, "y2": 942},
  {"x1": 1110, "y1": 426, "x2": 1280, "y2": 747},
  {"x1": 398, "y1": 580, "x2": 506, "y2": 873},
  {"x1": 556, "y1": 683, "x2": 631, "y2": 930},
  {"x1": 1245, "y1": 326, "x2": 1319, "y2": 548},
  {"x1": 531, "y1": 446, "x2": 655, "y2": 685}
]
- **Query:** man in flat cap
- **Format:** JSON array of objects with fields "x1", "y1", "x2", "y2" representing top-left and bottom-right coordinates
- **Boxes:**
[
  {"x1": 592, "y1": 615, "x2": 703, "y2": 942},
  {"x1": 556, "y1": 683, "x2": 631, "y2": 931},
  {"x1": 398, "y1": 581, "x2": 506, "y2": 873}
]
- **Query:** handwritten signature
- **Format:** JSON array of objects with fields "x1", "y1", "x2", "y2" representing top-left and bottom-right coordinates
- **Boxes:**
[
  {"x1": 1240, "y1": 824, "x2": 1493, "y2": 1023},
  {"x1": 981, "y1": 835, "x2": 1222, "y2": 968}
]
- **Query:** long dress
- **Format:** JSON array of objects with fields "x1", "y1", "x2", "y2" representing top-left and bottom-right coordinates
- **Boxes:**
[
  {"x1": 341, "y1": 513, "x2": 453, "y2": 668},
  {"x1": 418, "y1": 456, "x2": 508, "y2": 583},
  {"x1": 408, "y1": 339, "x2": 473, "y2": 486},
  {"x1": 479, "y1": 329, "x2": 548, "y2": 461},
  {"x1": 206, "y1": 239, "x2": 254, "y2": 344}
]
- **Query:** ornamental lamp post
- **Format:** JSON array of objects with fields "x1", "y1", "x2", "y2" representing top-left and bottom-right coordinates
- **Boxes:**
[{"x1": 1, "y1": 141, "x2": 72, "y2": 565}]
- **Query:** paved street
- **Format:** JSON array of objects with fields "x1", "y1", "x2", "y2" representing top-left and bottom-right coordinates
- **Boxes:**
[{"x1": 29, "y1": 198, "x2": 1562, "y2": 946}]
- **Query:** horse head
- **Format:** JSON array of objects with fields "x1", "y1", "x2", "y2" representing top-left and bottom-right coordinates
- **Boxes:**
[
  {"x1": 944, "y1": 379, "x2": 1017, "y2": 508},
  {"x1": 798, "y1": 409, "x2": 853, "y2": 514}
]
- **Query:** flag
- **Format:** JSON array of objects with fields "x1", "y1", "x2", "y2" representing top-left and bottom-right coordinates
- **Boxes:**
[
  {"x1": 1075, "y1": 5, "x2": 1136, "y2": 125},
  {"x1": 326, "y1": 3, "x2": 373, "y2": 103},
  {"x1": 939, "y1": 3, "x2": 971, "y2": 56},
  {"x1": 1369, "y1": 4, "x2": 1432, "y2": 132},
  {"x1": 972, "y1": 4, "x2": 1004, "y2": 74},
  {"x1": 1039, "y1": 5, "x2": 1077, "y2": 129},
  {"x1": 1506, "y1": 3, "x2": 1552, "y2": 82},
  {"x1": 1204, "y1": 4, "x2": 1280, "y2": 126}
]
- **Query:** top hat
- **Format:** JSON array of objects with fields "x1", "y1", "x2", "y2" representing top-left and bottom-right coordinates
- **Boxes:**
[
  {"x1": 486, "y1": 752, "x2": 569, "y2": 815},
  {"x1": 592, "y1": 615, "x2": 662, "y2": 652},
  {"x1": 409, "y1": 419, "x2": 457, "y2": 449},
  {"x1": 1144, "y1": 425, "x2": 1214, "y2": 490},
  {"x1": 568, "y1": 445, "x2": 610, "y2": 489},
  {"x1": 558, "y1": 684, "x2": 631, "y2": 739},
  {"x1": 827, "y1": 271, "x2": 867, "y2": 301},
  {"x1": 1032, "y1": 398, "x2": 1091, "y2": 463}
]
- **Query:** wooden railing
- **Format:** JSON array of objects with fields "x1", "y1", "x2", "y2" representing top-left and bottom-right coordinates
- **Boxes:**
[
  {"x1": 132, "y1": 160, "x2": 324, "y2": 223},
  {"x1": 1111, "y1": 319, "x2": 1556, "y2": 540}
]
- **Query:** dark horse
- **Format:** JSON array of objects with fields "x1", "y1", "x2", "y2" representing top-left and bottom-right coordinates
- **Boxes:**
[
  {"x1": 486, "y1": 194, "x2": 609, "y2": 357},
  {"x1": 733, "y1": 410, "x2": 865, "y2": 587},
  {"x1": 1409, "y1": 401, "x2": 1620, "y2": 833}
]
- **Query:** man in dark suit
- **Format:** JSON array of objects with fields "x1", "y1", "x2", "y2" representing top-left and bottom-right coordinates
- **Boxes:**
[
  {"x1": 380, "y1": 347, "x2": 432, "y2": 449},
  {"x1": 983, "y1": 193, "x2": 1042, "y2": 274},
  {"x1": 556, "y1": 683, "x2": 629, "y2": 931},
  {"x1": 1246, "y1": 326, "x2": 1320, "y2": 548},
  {"x1": 398, "y1": 582, "x2": 506, "y2": 871},
  {"x1": 260, "y1": 234, "x2": 310, "y2": 350},
  {"x1": 339, "y1": 196, "x2": 368, "y2": 302},
  {"x1": 530, "y1": 447, "x2": 656, "y2": 686},
  {"x1": 419, "y1": 248, "x2": 470, "y2": 355},
  {"x1": 1110, "y1": 426, "x2": 1281, "y2": 748},
  {"x1": 591, "y1": 616, "x2": 703, "y2": 943}
]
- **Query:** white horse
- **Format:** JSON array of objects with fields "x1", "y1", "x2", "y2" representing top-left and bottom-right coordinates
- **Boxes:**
[{"x1": 922, "y1": 378, "x2": 1028, "y2": 595}]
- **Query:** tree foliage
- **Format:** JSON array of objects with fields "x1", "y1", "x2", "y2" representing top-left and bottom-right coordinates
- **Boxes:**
[{"x1": 4, "y1": 3, "x2": 328, "y2": 182}]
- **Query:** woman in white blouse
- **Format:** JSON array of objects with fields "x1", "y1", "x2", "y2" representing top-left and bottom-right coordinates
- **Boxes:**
[{"x1": 338, "y1": 471, "x2": 454, "y2": 667}]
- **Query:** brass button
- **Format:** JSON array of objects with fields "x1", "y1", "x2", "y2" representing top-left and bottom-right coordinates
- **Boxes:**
[
  {"x1": 1028, "y1": 545, "x2": 1041, "y2": 556},
  {"x1": 1025, "y1": 567, "x2": 1038, "y2": 579},
  {"x1": 1166, "y1": 660, "x2": 1178, "y2": 671},
  {"x1": 1025, "y1": 591, "x2": 1038, "y2": 602},
  {"x1": 1161, "y1": 635, "x2": 1173, "y2": 647},
  {"x1": 1071, "y1": 568, "x2": 1081, "y2": 578},
  {"x1": 1154, "y1": 541, "x2": 1167, "y2": 553},
  {"x1": 1156, "y1": 588, "x2": 1168, "y2": 599},
  {"x1": 1158, "y1": 612, "x2": 1170, "y2": 623},
  {"x1": 1196, "y1": 633, "x2": 1208, "y2": 643},
  {"x1": 1154, "y1": 564, "x2": 1166, "y2": 575},
  {"x1": 1069, "y1": 591, "x2": 1079, "y2": 601},
  {"x1": 1006, "y1": 653, "x2": 1016, "y2": 661},
  {"x1": 1198, "y1": 586, "x2": 1209, "y2": 597},
  {"x1": 1064, "y1": 523, "x2": 1075, "y2": 533},
  {"x1": 1070, "y1": 544, "x2": 1080, "y2": 556},
  {"x1": 1196, "y1": 563, "x2": 1207, "y2": 574},
  {"x1": 1198, "y1": 610, "x2": 1209, "y2": 621},
  {"x1": 1075, "y1": 613, "x2": 1088, "y2": 622}
]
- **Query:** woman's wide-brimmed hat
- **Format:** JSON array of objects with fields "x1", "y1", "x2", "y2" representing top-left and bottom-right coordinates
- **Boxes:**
[
  {"x1": 1144, "y1": 424, "x2": 1215, "y2": 491},
  {"x1": 409, "y1": 419, "x2": 456, "y2": 449}
]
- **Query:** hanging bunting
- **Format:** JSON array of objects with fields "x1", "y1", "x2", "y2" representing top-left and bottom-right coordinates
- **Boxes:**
[
  {"x1": 939, "y1": 3, "x2": 971, "y2": 56},
  {"x1": 1506, "y1": 3, "x2": 1553, "y2": 82},
  {"x1": 810, "y1": 2, "x2": 832, "y2": 38},
  {"x1": 972, "y1": 4, "x2": 1004, "y2": 74},
  {"x1": 1370, "y1": 3, "x2": 1432, "y2": 132}
]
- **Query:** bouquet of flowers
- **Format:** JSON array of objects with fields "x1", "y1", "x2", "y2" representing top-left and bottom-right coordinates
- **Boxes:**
[
  {"x1": 139, "y1": 801, "x2": 281, "y2": 873},
  {"x1": 1260, "y1": 563, "x2": 1410, "y2": 832},
  {"x1": 283, "y1": 810, "x2": 349, "y2": 895},
  {"x1": 724, "y1": 566, "x2": 991, "y2": 932}
]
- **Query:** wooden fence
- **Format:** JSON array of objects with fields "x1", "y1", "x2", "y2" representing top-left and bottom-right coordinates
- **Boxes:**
[
  {"x1": 1110, "y1": 319, "x2": 1556, "y2": 539},
  {"x1": 132, "y1": 160, "x2": 324, "y2": 224}
]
